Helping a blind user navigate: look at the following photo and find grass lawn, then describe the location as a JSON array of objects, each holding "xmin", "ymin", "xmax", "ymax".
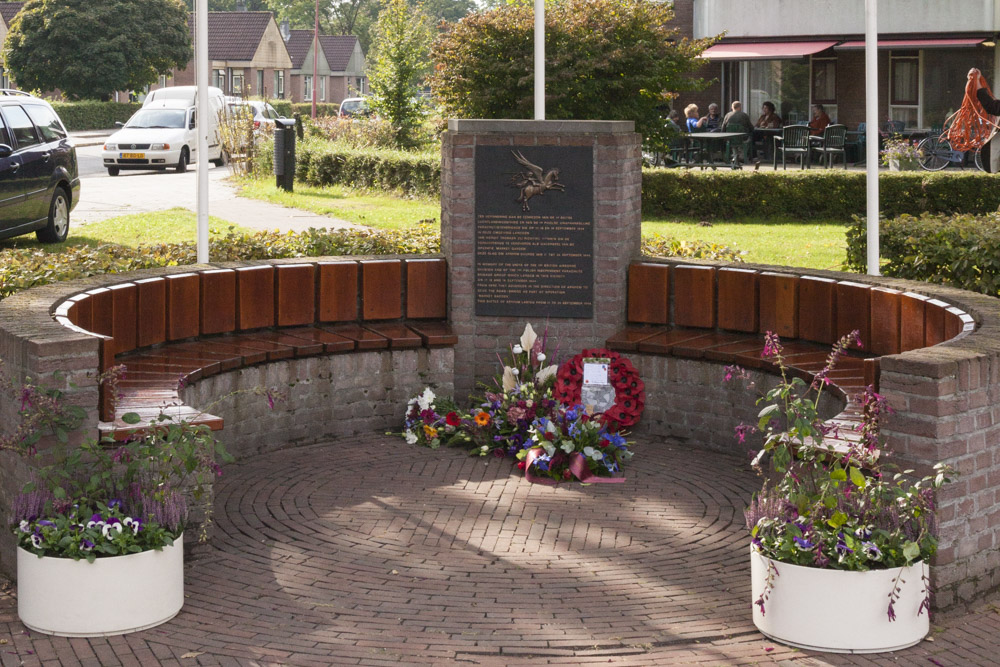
[
  {"xmin": 236, "ymin": 180, "xmax": 439, "ymax": 230},
  {"xmin": 0, "ymin": 208, "xmax": 249, "ymax": 252},
  {"xmin": 643, "ymin": 216, "xmax": 849, "ymax": 271}
]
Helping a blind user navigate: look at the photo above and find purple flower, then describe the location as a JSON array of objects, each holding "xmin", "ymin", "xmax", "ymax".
[
  {"xmin": 29, "ymin": 534, "xmax": 42, "ymax": 548},
  {"xmin": 80, "ymin": 539, "xmax": 95, "ymax": 552},
  {"xmin": 108, "ymin": 499, "xmax": 122, "ymax": 510},
  {"xmin": 862, "ymin": 542, "xmax": 882, "ymax": 561},
  {"xmin": 793, "ymin": 536, "xmax": 814, "ymax": 551},
  {"xmin": 36, "ymin": 520, "xmax": 55, "ymax": 528}
]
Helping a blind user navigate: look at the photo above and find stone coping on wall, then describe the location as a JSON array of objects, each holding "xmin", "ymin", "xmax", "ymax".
[{"xmin": 447, "ymin": 119, "xmax": 636, "ymax": 134}]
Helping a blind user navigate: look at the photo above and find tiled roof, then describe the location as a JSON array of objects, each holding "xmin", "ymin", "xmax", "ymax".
[
  {"xmin": 188, "ymin": 11, "xmax": 273, "ymax": 61},
  {"xmin": 0, "ymin": 2, "xmax": 24, "ymax": 27},
  {"xmin": 319, "ymin": 35, "xmax": 360, "ymax": 71},
  {"xmin": 285, "ymin": 29, "xmax": 317, "ymax": 70}
]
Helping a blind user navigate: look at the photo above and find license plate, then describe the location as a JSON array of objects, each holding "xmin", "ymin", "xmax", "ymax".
[{"xmin": 120, "ymin": 152, "xmax": 144, "ymax": 159}]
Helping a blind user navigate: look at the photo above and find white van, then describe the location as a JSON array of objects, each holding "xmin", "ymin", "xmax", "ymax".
[{"xmin": 102, "ymin": 86, "xmax": 225, "ymax": 175}]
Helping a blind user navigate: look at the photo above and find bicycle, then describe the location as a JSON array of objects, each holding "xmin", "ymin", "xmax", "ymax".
[
  {"xmin": 920, "ymin": 69, "xmax": 997, "ymax": 172},
  {"xmin": 917, "ymin": 124, "xmax": 985, "ymax": 172}
]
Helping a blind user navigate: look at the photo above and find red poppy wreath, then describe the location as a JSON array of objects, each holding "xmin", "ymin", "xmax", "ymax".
[{"xmin": 553, "ymin": 348, "xmax": 645, "ymax": 429}]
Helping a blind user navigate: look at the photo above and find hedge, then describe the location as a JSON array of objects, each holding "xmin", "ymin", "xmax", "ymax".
[
  {"xmin": 51, "ymin": 101, "xmax": 142, "ymax": 131},
  {"xmin": 641, "ymin": 169, "xmax": 1000, "ymax": 219},
  {"xmin": 294, "ymin": 139, "xmax": 441, "ymax": 196},
  {"xmin": 845, "ymin": 212, "xmax": 1000, "ymax": 296},
  {"xmin": 265, "ymin": 101, "xmax": 340, "ymax": 119}
]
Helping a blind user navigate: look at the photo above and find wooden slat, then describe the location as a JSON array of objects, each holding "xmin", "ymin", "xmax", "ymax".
[
  {"xmin": 226, "ymin": 332, "xmax": 296, "ymax": 361},
  {"xmin": 200, "ymin": 269, "xmax": 237, "ymax": 335},
  {"xmin": 924, "ymin": 299, "xmax": 949, "ymax": 346},
  {"xmin": 364, "ymin": 323, "xmax": 422, "ymax": 348},
  {"xmin": 759, "ymin": 272, "xmax": 798, "ymax": 339},
  {"xmin": 158, "ymin": 342, "xmax": 244, "ymax": 372},
  {"xmin": 671, "ymin": 332, "xmax": 756, "ymax": 359},
  {"xmin": 672, "ymin": 265, "xmax": 716, "ymax": 329},
  {"xmin": 797, "ymin": 276, "xmax": 836, "ymax": 345},
  {"xmin": 605, "ymin": 327, "xmax": 667, "ymax": 352},
  {"xmin": 236, "ymin": 266, "xmax": 275, "ymax": 330},
  {"xmin": 835, "ymin": 281, "xmax": 870, "ymax": 350},
  {"xmin": 637, "ymin": 329, "xmax": 713, "ymax": 355},
  {"xmin": 717, "ymin": 268, "xmax": 758, "ymax": 333},
  {"xmin": 406, "ymin": 259, "xmax": 448, "ymax": 319},
  {"xmin": 864, "ymin": 358, "xmax": 881, "ymax": 392},
  {"xmin": 276, "ymin": 264, "xmax": 316, "ymax": 326},
  {"xmin": 109, "ymin": 283, "xmax": 137, "ymax": 356},
  {"xmin": 135, "ymin": 277, "xmax": 166, "ymax": 348},
  {"xmin": 899, "ymin": 293, "xmax": 928, "ymax": 353},
  {"xmin": 182, "ymin": 339, "xmax": 269, "ymax": 366},
  {"xmin": 322, "ymin": 324, "xmax": 388, "ymax": 350},
  {"xmin": 166, "ymin": 273, "xmax": 200, "ymax": 341},
  {"xmin": 241, "ymin": 331, "xmax": 324, "ymax": 357},
  {"xmin": 869, "ymin": 287, "xmax": 902, "ymax": 355},
  {"xmin": 280, "ymin": 326, "xmax": 355, "ymax": 353},
  {"xmin": 626, "ymin": 263, "xmax": 669, "ymax": 325},
  {"xmin": 69, "ymin": 293, "xmax": 94, "ymax": 332},
  {"xmin": 318, "ymin": 261, "xmax": 359, "ymax": 322},
  {"xmin": 406, "ymin": 321, "xmax": 458, "ymax": 347},
  {"xmin": 362, "ymin": 259, "xmax": 402, "ymax": 320},
  {"xmin": 88, "ymin": 288, "xmax": 113, "ymax": 337}
]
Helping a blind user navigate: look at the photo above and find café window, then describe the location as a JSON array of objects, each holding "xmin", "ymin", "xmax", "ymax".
[
  {"xmin": 889, "ymin": 51, "xmax": 920, "ymax": 128},
  {"xmin": 811, "ymin": 58, "xmax": 836, "ymax": 104}
]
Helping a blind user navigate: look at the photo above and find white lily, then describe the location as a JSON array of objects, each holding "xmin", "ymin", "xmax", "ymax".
[
  {"xmin": 405, "ymin": 431, "xmax": 418, "ymax": 445},
  {"xmin": 417, "ymin": 387, "xmax": 435, "ymax": 411},
  {"xmin": 542, "ymin": 442, "xmax": 556, "ymax": 456},
  {"xmin": 520, "ymin": 323, "xmax": 537, "ymax": 351},
  {"xmin": 560, "ymin": 440, "xmax": 575, "ymax": 454},
  {"xmin": 502, "ymin": 366, "xmax": 517, "ymax": 391}
]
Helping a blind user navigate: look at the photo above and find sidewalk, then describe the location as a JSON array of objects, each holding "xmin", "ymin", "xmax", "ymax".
[{"xmin": 68, "ymin": 129, "xmax": 114, "ymax": 148}]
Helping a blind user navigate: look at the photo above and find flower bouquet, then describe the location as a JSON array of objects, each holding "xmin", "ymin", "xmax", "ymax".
[
  {"xmin": 519, "ymin": 404, "xmax": 633, "ymax": 483},
  {"xmin": 727, "ymin": 332, "xmax": 953, "ymax": 651},
  {"xmin": 879, "ymin": 134, "xmax": 923, "ymax": 167}
]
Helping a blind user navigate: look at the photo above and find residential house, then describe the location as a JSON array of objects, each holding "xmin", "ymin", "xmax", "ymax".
[
  {"xmin": 319, "ymin": 35, "xmax": 366, "ymax": 103},
  {"xmin": 163, "ymin": 11, "xmax": 293, "ymax": 99},
  {"xmin": 284, "ymin": 29, "xmax": 333, "ymax": 104},
  {"xmin": 673, "ymin": 0, "xmax": 1000, "ymax": 131},
  {"xmin": 0, "ymin": 2, "xmax": 23, "ymax": 88}
]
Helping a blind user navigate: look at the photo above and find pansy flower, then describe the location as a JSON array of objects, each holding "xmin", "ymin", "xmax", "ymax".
[
  {"xmin": 792, "ymin": 536, "xmax": 814, "ymax": 551},
  {"xmin": 30, "ymin": 534, "xmax": 43, "ymax": 549},
  {"xmin": 18, "ymin": 520, "xmax": 30, "ymax": 533},
  {"xmin": 80, "ymin": 539, "xmax": 95, "ymax": 552}
]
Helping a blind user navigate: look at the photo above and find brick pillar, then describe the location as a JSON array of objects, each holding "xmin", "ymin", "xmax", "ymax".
[{"xmin": 441, "ymin": 120, "xmax": 642, "ymax": 401}]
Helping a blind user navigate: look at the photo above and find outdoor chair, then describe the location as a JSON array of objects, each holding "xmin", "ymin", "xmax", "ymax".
[
  {"xmin": 773, "ymin": 125, "xmax": 812, "ymax": 169},
  {"xmin": 811, "ymin": 124, "xmax": 848, "ymax": 169}
]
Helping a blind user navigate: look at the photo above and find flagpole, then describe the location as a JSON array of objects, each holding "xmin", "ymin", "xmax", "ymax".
[
  {"xmin": 196, "ymin": 0, "xmax": 209, "ymax": 264},
  {"xmin": 534, "ymin": 0, "xmax": 544, "ymax": 120},
  {"xmin": 865, "ymin": 0, "xmax": 879, "ymax": 276}
]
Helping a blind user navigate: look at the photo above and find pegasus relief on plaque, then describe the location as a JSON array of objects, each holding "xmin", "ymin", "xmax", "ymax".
[{"xmin": 507, "ymin": 150, "xmax": 566, "ymax": 211}]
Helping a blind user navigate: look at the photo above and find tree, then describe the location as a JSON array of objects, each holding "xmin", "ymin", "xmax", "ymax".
[
  {"xmin": 4, "ymin": 0, "xmax": 192, "ymax": 100},
  {"xmin": 429, "ymin": 0, "xmax": 713, "ymax": 148},
  {"xmin": 368, "ymin": 0, "xmax": 432, "ymax": 147}
]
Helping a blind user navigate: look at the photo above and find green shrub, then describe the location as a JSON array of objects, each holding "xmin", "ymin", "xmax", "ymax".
[
  {"xmin": 288, "ymin": 102, "xmax": 341, "ymax": 118},
  {"xmin": 51, "ymin": 100, "xmax": 141, "ymax": 131},
  {"xmin": 295, "ymin": 138, "xmax": 440, "ymax": 196},
  {"xmin": 642, "ymin": 169, "xmax": 1000, "ymax": 219},
  {"xmin": 0, "ymin": 225, "xmax": 440, "ymax": 301},
  {"xmin": 641, "ymin": 233, "xmax": 744, "ymax": 262},
  {"xmin": 845, "ymin": 211, "xmax": 1000, "ymax": 296},
  {"xmin": 305, "ymin": 115, "xmax": 400, "ymax": 149}
]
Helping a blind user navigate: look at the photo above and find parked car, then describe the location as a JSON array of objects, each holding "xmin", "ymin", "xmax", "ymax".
[
  {"xmin": 0, "ymin": 89, "xmax": 79, "ymax": 244},
  {"xmin": 338, "ymin": 97, "xmax": 371, "ymax": 118},
  {"xmin": 226, "ymin": 100, "xmax": 284, "ymax": 131},
  {"xmin": 102, "ymin": 87, "xmax": 226, "ymax": 176}
]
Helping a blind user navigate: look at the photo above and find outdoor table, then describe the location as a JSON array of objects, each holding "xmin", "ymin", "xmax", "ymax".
[
  {"xmin": 751, "ymin": 128, "xmax": 781, "ymax": 160},
  {"xmin": 681, "ymin": 132, "xmax": 747, "ymax": 169}
]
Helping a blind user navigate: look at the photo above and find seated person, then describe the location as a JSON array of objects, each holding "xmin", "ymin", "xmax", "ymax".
[
  {"xmin": 755, "ymin": 101, "xmax": 782, "ymax": 129},
  {"xmin": 684, "ymin": 104, "xmax": 701, "ymax": 132},
  {"xmin": 700, "ymin": 103, "xmax": 722, "ymax": 132},
  {"xmin": 722, "ymin": 101, "xmax": 752, "ymax": 132},
  {"xmin": 666, "ymin": 109, "xmax": 683, "ymax": 132},
  {"xmin": 809, "ymin": 104, "xmax": 832, "ymax": 136}
]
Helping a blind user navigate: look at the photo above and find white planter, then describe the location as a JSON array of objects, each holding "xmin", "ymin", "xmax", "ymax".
[
  {"xmin": 889, "ymin": 157, "xmax": 919, "ymax": 171},
  {"xmin": 750, "ymin": 547, "xmax": 928, "ymax": 653},
  {"xmin": 17, "ymin": 534, "xmax": 184, "ymax": 637}
]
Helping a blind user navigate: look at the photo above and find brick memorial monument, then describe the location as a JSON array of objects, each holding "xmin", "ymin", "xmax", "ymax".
[{"xmin": 440, "ymin": 120, "xmax": 642, "ymax": 399}]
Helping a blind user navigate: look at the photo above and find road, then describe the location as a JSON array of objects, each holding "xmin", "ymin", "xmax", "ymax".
[{"xmin": 71, "ymin": 144, "xmax": 356, "ymax": 232}]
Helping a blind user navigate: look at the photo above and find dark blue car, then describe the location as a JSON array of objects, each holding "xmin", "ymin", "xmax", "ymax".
[{"xmin": 0, "ymin": 91, "xmax": 80, "ymax": 243}]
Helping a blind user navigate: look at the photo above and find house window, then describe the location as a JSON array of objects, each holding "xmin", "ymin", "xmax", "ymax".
[
  {"xmin": 889, "ymin": 51, "xmax": 920, "ymax": 128},
  {"xmin": 274, "ymin": 71, "xmax": 285, "ymax": 99},
  {"xmin": 212, "ymin": 68, "xmax": 227, "ymax": 92},
  {"xmin": 304, "ymin": 75, "xmax": 313, "ymax": 100},
  {"xmin": 319, "ymin": 76, "xmax": 326, "ymax": 102},
  {"xmin": 158, "ymin": 74, "xmax": 167, "ymax": 88},
  {"xmin": 232, "ymin": 72, "xmax": 244, "ymax": 96},
  {"xmin": 256, "ymin": 70, "xmax": 264, "ymax": 96},
  {"xmin": 811, "ymin": 58, "xmax": 836, "ymax": 104},
  {"xmin": 356, "ymin": 77, "xmax": 364, "ymax": 95},
  {"xmin": 748, "ymin": 59, "xmax": 810, "ymax": 125}
]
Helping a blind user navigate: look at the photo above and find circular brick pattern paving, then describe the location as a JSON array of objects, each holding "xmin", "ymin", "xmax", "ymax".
[{"xmin": 0, "ymin": 434, "xmax": 996, "ymax": 665}]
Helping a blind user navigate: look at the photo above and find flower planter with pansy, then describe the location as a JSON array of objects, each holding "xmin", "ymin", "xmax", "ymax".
[{"xmin": 728, "ymin": 332, "xmax": 953, "ymax": 653}]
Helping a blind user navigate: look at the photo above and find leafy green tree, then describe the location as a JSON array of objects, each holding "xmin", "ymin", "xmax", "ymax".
[
  {"xmin": 183, "ymin": 0, "xmax": 272, "ymax": 10},
  {"xmin": 368, "ymin": 0, "xmax": 432, "ymax": 147},
  {"xmin": 430, "ymin": 0, "xmax": 713, "ymax": 147},
  {"xmin": 4, "ymin": 0, "xmax": 192, "ymax": 100}
]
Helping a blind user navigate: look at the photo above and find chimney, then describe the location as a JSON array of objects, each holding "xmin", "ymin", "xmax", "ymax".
[{"xmin": 280, "ymin": 19, "xmax": 290, "ymax": 42}]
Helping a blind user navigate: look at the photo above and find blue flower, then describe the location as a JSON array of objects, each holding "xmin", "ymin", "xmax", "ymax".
[
  {"xmin": 80, "ymin": 539, "xmax": 95, "ymax": 552},
  {"xmin": 108, "ymin": 499, "xmax": 122, "ymax": 510},
  {"xmin": 37, "ymin": 519, "xmax": 55, "ymax": 528},
  {"xmin": 835, "ymin": 533, "xmax": 853, "ymax": 557},
  {"xmin": 793, "ymin": 536, "xmax": 814, "ymax": 550}
]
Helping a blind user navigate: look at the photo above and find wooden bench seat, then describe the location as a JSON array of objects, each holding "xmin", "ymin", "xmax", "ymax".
[
  {"xmin": 51, "ymin": 258, "xmax": 455, "ymax": 440},
  {"xmin": 610, "ymin": 262, "xmax": 976, "ymax": 455}
]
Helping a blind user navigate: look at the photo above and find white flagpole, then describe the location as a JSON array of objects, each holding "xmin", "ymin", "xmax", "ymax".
[
  {"xmin": 534, "ymin": 0, "xmax": 544, "ymax": 120},
  {"xmin": 865, "ymin": 0, "xmax": 879, "ymax": 276},
  {"xmin": 196, "ymin": 0, "xmax": 209, "ymax": 264}
]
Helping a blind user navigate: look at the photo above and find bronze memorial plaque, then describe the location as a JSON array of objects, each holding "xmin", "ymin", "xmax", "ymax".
[{"xmin": 474, "ymin": 145, "xmax": 594, "ymax": 318}]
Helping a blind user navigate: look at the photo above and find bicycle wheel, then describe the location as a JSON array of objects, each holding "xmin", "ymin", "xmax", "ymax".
[
  {"xmin": 918, "ymin": 136, "xmax": 951, "ymax": 171},
  {"xmin": 975, "ymin": 146, "xmax": 985, "ymax": 172}
]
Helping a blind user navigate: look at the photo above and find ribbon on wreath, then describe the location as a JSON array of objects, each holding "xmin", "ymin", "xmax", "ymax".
[{"xmin": 524, "ymin": 447, "xmax": 626, "ymax": 485}]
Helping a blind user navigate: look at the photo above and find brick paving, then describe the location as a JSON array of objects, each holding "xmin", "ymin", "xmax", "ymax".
[{"xmin": 0, "ymin": 434, "xmax": 997, "ymax": 665}]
